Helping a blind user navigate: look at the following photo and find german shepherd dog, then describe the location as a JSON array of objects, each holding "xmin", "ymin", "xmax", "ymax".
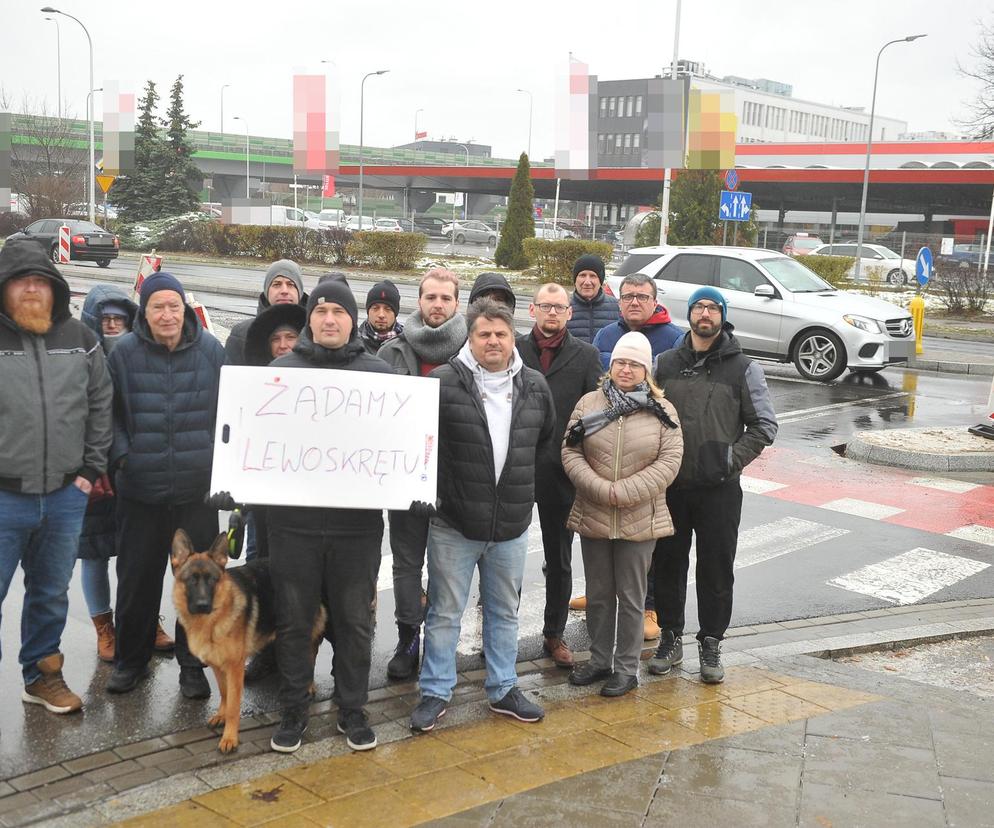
[{"xmin": 170, "ymin": 530, "xmax": 326, "ymax": 753}]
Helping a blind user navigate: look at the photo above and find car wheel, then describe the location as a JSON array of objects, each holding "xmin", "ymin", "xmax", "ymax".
[
  {"xmin": 49, "ymin": 244, "xmax": 61, "ymax": 264},
  {"xmin": 455, "ymin": 234, "xmax": 466, "ymax": 244},
  {"xmin": 886, "ymin": 268, "xmax": 905, "ymax": 286},
  {"xmin": 793, "ymin": 329, "xmax": 847, "ymax": 382},
  {"xmin": 97, "ymin": 258, "xmax": 111, "ymax": 268}
]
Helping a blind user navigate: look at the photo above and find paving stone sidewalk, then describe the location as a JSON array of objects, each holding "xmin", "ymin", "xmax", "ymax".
[{"xmin": 3, "ymin": 599, "xmax": 993, "ymax": 827}]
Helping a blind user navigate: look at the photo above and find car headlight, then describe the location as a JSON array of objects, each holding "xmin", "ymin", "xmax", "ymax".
[{"xmin": 842, "ymin": 314, "xmax": 882, "ymax": 333}]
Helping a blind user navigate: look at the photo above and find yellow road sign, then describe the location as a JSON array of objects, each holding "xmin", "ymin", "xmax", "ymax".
[{"xmin": 96, "ymin": 174, "xmax": 116, "ymax": 194}]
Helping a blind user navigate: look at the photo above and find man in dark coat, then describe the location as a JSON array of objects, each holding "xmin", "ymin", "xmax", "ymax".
[
  {"xmin": 105, "ymin": 272, "xmax": 226, "ymax": 699},
  {"xmin": 266, "ymin": 279, "xmax": 394, "ymax": 755},
  {"xmin": 516, "ymin": 283, "xmax": 601, "ymax": 669},
  {"xmin": 410, "ymin": 299, "xmax": 557, "ymax": 733},
  {"xmin": 358, "ymin": 279, "xmax": 403, "ymax": 354},
  {"xmin": 567, "ymin": 254, "xmax": 619, "ymax": 344},
  {"xmin": 224, "ymin": 259, "xmax": 307, "ymax": 365},
  {"xmin": 0, "ymin": 238, "xmax": 112, "ymax": 715}
]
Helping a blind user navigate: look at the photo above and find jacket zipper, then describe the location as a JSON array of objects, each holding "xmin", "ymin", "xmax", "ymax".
[
  {"xmin": 31, "ymin": 337, "xmax": 50, "ymax": 486},
  {"xmin": 611, "ymin": 416, "xmax": 624, "ymax": 538}
]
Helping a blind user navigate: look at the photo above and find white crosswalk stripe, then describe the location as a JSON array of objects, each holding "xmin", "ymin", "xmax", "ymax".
[{"xmin": 828, "ymin": 547, "xmax": 991, "ymax": 605}]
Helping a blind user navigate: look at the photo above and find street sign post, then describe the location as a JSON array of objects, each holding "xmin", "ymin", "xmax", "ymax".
[
  {"xmin": 719, "ymin": 190, "xmax": 752, "ymax": 222},
  {"xmin": 915, "ymin": 246, "xmax": 933, "ymax": 287},
  {"xmin": 724, "ymin": 169, "xmax": 739, "ymax": 191}
]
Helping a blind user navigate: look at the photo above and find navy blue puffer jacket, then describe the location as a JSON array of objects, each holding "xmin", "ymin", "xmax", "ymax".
[
  {"xmin": 107, "ymin": 307, "xmax": 226, "ymax": 505},
  {"xmin": 567, "ymin": 288, "xmax": 620, "ymax": 344}
]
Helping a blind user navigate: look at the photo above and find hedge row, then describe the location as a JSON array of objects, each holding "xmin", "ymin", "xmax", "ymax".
[
  {"xmin": 796, "ymin": 254, "xmax": 856, "ymax": 287},
  {"xmin": 521, "ymin": 238, "xmax": 615, "ymax": 285}
]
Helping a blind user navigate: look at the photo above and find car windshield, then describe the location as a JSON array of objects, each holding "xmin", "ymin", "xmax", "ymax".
[
  {"xmin": 759, "ymin": 257, "xmax": 835, "ymax": 292},
  {"xmin": 614, "ymin": 253, "xmax": 664, "ymax": 279},
  {"xmin": 793, "ymin": 238, "xmax": 822, "ymax": 250}
]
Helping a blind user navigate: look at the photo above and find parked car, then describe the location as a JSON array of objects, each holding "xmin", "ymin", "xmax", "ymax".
[
  {"xmin": 605, "ymin": 245, "xmax": 915, "ymax": 382},
  {"xmin": 411, "ymin": 216, "xmax": 449, "ymax": 237},
  {"xmin": 534, "ymin": 221, "xmax": 576, "ymax": 240},
  {"xmin": 937, "ymin": 243, "xmax": 985, "ymax": 270},
  {"xmin": 8, "ymin": 218, "xmax": 120, "ymax": 267},
  {"xmin": 316, "ymin": 208, "xmax": 346, "ymax": 229},
  {"xmin": 809, "ymin": 243, "xmax": 914, "ymax": 285},
  {"xmin": 440, "ymin": 220, "xmax": 497, "ymax": 246},
  {"xmin": 268, "ymin": 205, "xmax": 324, "ymax": 231},
  {"xmin": 373, "ymin": 218, "xmax": 404, "ymax": 233},
  {"xmin": 345, "ymin": 216, "xmax": 376, "ymax": 231},
  {"xmin": 782, "ymin": 233, "xmax": 824, "ymax": 256}
]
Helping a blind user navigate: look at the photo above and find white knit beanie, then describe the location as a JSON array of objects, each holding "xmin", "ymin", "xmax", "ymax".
[{"xmin": 610, "ymin": 331, "xmax": 653, "ymax": 373}]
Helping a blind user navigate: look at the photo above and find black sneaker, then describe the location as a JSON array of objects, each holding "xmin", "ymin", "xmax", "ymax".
[
  {"xmin": 106, "ymin": 665, "xmax": 149, "ymax": 694},
  {"xmin": 601, "ymin": 672, "xmax": 639, "ymax": 698},
  {"xmin": 270, "ymin": 707, "xmax": 308, "ymax": 753},
  {"xmin": 386, "ymin": 624, "xmax": 420, "ymax": 681},
  {"xmin": 489, "ymin": 687, "xmax": 544, "ymax": 723},
  {"xmin": 410, "ymin": 696, "xmax": 447, "ymax": 732},
  {"xmin": 179, "ymin": 666, "xmax": 211, "ymax": 700},
  {"xmin": 568, "ymin": 663, "xmax": 613, "ymax": 687},
  {"xmin": 699, "ymin": 636, "xmax": 725, "ymax": 684},
  {"xmin": 648, "ymin": 630, "xmax": 684, "ymax": 676},
  {"xmin": 337, "ymin": 708, "xmax": 377, "ymax": 751}
]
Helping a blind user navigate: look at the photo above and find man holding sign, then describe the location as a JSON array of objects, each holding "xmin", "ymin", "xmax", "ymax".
[{"xmin": 265, "ymin": 279, "xmax": 395, "ymax": 755}]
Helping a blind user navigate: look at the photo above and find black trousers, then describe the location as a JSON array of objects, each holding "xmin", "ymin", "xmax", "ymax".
[
  {"xmin": 114, "ymin": 497, "xmax": 215, "ymax": 671},
  {"xmin": 652, "ymin": 479, "xmax": 743, "ymax": 642},
  {"xmin": 268, "ymin": 523, "xmax": 382, "ymax": 713},
  {"xmin": 537, "ymin": 499, "xmax": 574, "ymax": 639}
]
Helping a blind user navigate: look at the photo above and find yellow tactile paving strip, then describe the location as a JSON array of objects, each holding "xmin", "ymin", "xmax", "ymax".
[{"xmin": 114, "ymin": 667, "xmax": 881, "ymax": 827}]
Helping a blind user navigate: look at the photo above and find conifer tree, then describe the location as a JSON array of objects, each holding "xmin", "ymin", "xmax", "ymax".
[{"xmin": 494, "ymin": 152, "xmax": 535, "ymax": 269}]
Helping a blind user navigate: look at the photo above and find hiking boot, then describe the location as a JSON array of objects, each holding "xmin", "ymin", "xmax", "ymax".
[
  {"xmin": 179, "ymin": 666, "xmax": 211, "ymax": 699},
  {"xmin": 543, "ymin": 636, "xmax": 574, "ymax": 668},
  {"xmin": 601, "ymin": 672, "xmax": 639, "ymax": 698},
  {"xmin": 337, "ymin": 708, "xmax": 377, "ymax": 751},
  {"xmin": 92, "ymin": 611, "xmax": 115, "ymax": 663},
  {"xmin": 410, "ymin": 696, "xmax": 447, "ymax": 732},
  {"xmin": 699, "ymin": 637, "xmax": 725, "ymax": 684},
  {"xmin": 154, "ymin": 618, "xmax": 175, "ymax": 653},
  {"xmin": 387, "ymin": 623, "xmax": 420, "ymax": 681},
  {"xmin": 106, "ymin": 664, "xmax": 149, "ymax": 694},
  {"xmin": 271, "ymin": 707, "xmax": 308, "ymax": 753},
  {"xmin": 244, "ymin": 642, "xmax": 278, "ymax": 683},
  {"xmin": 643, "ymin": 610, "xmax": 661, "ymax": 641},
  {"xmin": 22, "ymin": 653, "xmax": 82, "ymax": 714},
  {"xmin": 489, "ymin": 687, "xmax": 544, "ymax": 723},
  {"xmin": 568, "ymin": 663, "xmax": 612, "ymax": 687},
  {"xmin": 648, "ymin": 630, "xmax": 683, "ymax": 676},
  {"xmin": 568, "ymin": 595, "xmax": 587, "ymax": 611}
]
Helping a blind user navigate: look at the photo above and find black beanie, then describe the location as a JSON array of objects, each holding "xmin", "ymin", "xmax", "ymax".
[
  {"xmin": 306, "ymin": 278, "xmax": 358, "ymax": 330},
  {"xmin": 572, "ymin": 254, "xmax": 606, "ymax": 284},
  {"xmin": 469, "ymin": 272, "xmax": 516, "ymax": 310},
  {"xmin": 366, "ymin": 279, "xmax": 401, "ymax": 315}
]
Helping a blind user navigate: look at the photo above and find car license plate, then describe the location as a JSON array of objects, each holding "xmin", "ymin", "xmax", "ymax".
[{"xmin": 88, "ymin": 237, "xmax": 112, "ymax": 246}]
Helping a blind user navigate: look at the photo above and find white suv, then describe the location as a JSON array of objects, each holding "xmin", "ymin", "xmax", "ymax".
[{"xmin": 606, "ymin": 245, "xmax": 915, "ymax": 382}]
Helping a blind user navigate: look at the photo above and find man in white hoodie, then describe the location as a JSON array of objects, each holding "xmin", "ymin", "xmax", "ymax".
[{"xmin": 410, "ymin": 298, "xmax": 557, "ymax": 732}]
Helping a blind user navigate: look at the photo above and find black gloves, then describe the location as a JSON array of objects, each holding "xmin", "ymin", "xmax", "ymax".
[
  {"xmin": 408, "ymin": 500, "xmax": 437, "ymax": 519},
  {"xmin": 205, "ymin": 490, "xmax": 238, "ymax": 511},
  {"xmin": 565, "ymin": 420, "xmax": 586, "ymax": 447}
]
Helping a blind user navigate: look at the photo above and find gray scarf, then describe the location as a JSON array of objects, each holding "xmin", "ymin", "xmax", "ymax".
[
  {"xmin": 402, "ymin": 311, "xmax": 468, "ymax": 364},
  {"xmin": 565, "ymin": 379, "xmax": 677, "ymax": 446}
]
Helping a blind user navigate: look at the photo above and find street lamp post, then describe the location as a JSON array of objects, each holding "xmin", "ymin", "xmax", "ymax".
[
  {"xmin": 358, "ymin": 69, "xmax": 389, "ymax": 232},
  {"xmin": 659, "ymin": 0, "xmax": 682, "ymax": 246},
  {"xmin": 44, "ymin": 16, "xmax": 61, "ymax": 118},
  {"xmin": 515, "ymin": 88, "xmax": 532, "ymax": 159},
  {"xmin": 41, "ymin": 7, "xmax": 94, "ymax": 223},
  {"xmin": 455, "ymin": 143, "xmax": 470, "ymax": 222},
  {"xmin": 854, "ymin": 33, "xmax": 927, "ymax": 280},
  {"xmin": 220, "ymin": 84, "xmax": 230, "ymax": 134},
  {"xmin": 233, "ymin": 116, "xmax": 250, "ymax": 198}
]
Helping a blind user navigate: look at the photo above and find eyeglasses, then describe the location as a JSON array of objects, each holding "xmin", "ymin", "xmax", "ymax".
[
  {"xmin": 619, "ymin": 293, "xmax": 654, "ymax": 304},
  {"xmin": 690, "ymin": 302, "xmax": 722, "ymax": 316},
  {"xmin": 612, "ymin": 359, "xmax": 645, "ymax": 371},
  {"xmin": 535, "ymin": 303, "xmax": 569, "ymax": 314}
]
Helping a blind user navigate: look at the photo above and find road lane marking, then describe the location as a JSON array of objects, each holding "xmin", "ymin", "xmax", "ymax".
[
  {"xmin": 740, "ymin": 476, "xmax": 788, "ymax": 494},
  {"xmin": 819, "ymin": 497, "xmax": 904, "ymax": 521},
  {"xmin": 910, "ymin": 477, "xmax": 982, "ymax": 494},
  {"xmin": 776, "ymin": 391, "xmax": 908, "ymax": 423},
  {"xmin": 946, "ymin": 524, "xmax": 994, "ymax": 547},
  {"xmin": 828, "ymin": 547, "xmax": 990, "ymax": 605}
]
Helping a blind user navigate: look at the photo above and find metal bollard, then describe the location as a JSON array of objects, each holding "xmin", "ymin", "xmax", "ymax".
[{"xmin": 909, "ymin": 294, "xmax": 925, "ymax": 355}]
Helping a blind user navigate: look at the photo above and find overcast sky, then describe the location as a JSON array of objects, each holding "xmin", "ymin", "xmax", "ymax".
[{"xmin": 2, "ymin": 0, "xmax": 990, "ymax": 159}]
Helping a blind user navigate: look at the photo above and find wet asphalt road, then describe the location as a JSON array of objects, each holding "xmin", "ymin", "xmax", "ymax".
[{"xmin": 2, "ymin": 260, "xmax": 993, "ymax": 776}]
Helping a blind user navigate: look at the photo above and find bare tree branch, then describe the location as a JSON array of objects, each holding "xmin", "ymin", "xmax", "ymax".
[{"xmin": 956, "ymin": 16, "xmax": 994, "ymax": 139}]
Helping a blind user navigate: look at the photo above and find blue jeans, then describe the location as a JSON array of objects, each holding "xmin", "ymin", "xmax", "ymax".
[
  {"xmin": 420, "ymin": 519, "xmax": 527, "ymax": 703},
  {"xmin": 0, "ymin": 484, "xmax": 89, "ymax": 684},
  {"xmin": 78, "ymin": 557, "xmax": 112, "ymax": 617}
]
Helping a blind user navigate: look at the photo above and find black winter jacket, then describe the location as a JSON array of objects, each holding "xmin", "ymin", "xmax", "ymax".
[
  {"xmin": 224, "ymin": 292, "xmax": 308, "ymax": 366},
  {"xmin": 516, "ymin": 329, "xmax": 602, "ymax": 504},
  {"xmin": 266, "ymin": 330, "xmax": 396, "ymax": 535},
  {"xmin": 567, "ymin": 288, "xmax": 620, "ymax": 344},
  {"xmin": 108, "ymin": 307, "xmax": 227, "ymax": 504},
  {"xmin": 431, "ymin": 356, "xmax": 557, "ymax": 542},
  {"xmin": 653, "ymin": 323, "xmax": 778, "ymax": 490}
]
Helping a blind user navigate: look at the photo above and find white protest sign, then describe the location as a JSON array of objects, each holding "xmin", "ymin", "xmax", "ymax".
[{"xmin": 210, "ymin": 365, "xmax": 439, "ymax": 509}]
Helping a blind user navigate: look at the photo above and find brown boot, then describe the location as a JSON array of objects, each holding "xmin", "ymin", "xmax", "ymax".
[
  {"xmin": 22, "ymin": 653, "xmax": 82, "ymax": 714},
  {"xmin": 154, "ymin": 618, "xmax": 175, "ymax": 652},
  {"xmin": 568, "ymin": 595, "xmax": 587, "ymax": 611},
  {"xmin": 92, "ymin": 611, "xmax": 115, "ymax": 663},
  {"xmin": 543, "ymin": 636, "xmax": 574, "ymax": 668},
  {"xmin": 644, "ymin": 610, "xmax": 661, "ymax": 641}
]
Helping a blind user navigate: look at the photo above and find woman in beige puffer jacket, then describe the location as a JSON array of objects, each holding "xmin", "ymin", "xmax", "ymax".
[{"xmin": 561, "ymin": 331, "xmax": 683, "ymax": 698}]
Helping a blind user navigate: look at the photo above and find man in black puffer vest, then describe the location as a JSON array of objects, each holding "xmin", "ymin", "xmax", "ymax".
[
  {"xmin": 105, "ymin": 273, "xmax": 226, "ymax": 700},
  {"xmin": 265, "ymin": 279, "xmax": 394, "ymax": 756},
  {"xmin": 410, "ymin": 299, "xmax": 557, "ymax": 733}
]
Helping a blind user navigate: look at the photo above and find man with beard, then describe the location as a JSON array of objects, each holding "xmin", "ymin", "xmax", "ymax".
[
  {"xmin": 377, "ymin": 268, "xmax": 468, "ymax": 680},
  {"xmin": 359, "ymin": 280, "xmax": 404, "ymax": 355},
  {"xmin": 0, "ymin": 238, "xmax": 112, "ymax": 714},
  {"xmin": 649, "ymin": 287, "xmax": 778, "ymax": 684},
  {"xmin": 516, "ymin": 283, "xmax": 601, "ymax": 669}
]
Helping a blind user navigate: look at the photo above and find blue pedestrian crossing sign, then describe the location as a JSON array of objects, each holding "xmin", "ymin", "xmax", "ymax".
[
  {"xmin": 915, "ymin": 246, "xmax": 933, "ymax": 287},
  {"xmin": 719, "ymin": 190, "xmax": 752, "ymax": 222}
]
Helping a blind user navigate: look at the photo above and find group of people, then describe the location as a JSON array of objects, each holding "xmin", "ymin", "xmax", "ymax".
[{"xmin": 0, "ymin": 237, "xmax": 777, "ymax": 757}]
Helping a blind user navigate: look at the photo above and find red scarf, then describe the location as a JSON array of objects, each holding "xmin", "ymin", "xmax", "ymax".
[{"xmin": 532, "ymin": 325, "xmax": 568, "ymax": 372}]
